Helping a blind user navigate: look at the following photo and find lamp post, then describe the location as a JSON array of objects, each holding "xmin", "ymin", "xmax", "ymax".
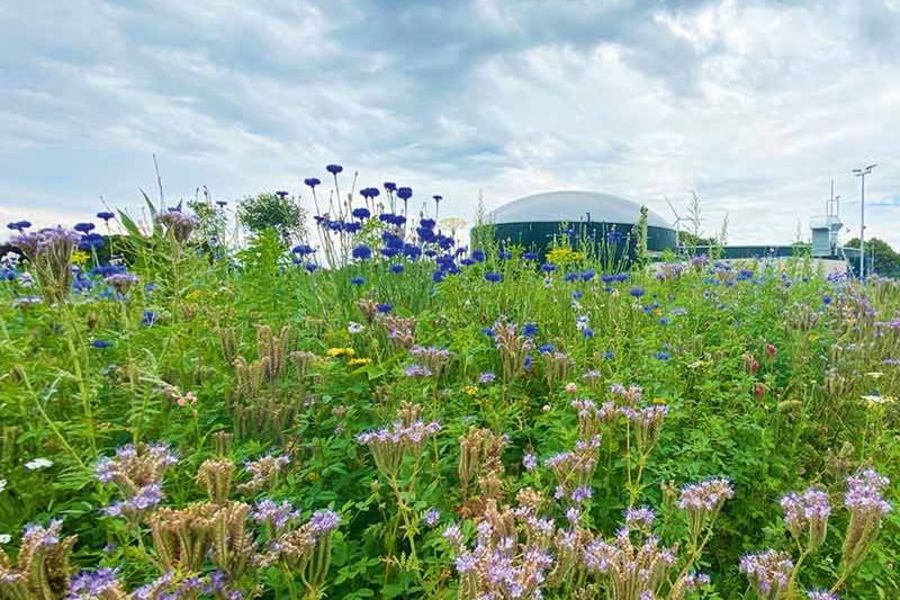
[{"xmin": 852, "ymin": 164, "xmax": 876, "ymax": 279}]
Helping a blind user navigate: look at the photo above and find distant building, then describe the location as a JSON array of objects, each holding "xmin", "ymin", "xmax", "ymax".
[{"xmin": 475, "ymin": 190, "xmax": 677, "ymax": 259}]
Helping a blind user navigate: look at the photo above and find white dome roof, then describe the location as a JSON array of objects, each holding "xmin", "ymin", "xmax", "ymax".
[{"xmin": 487, "ymin": 191, "xmax": 671, "ymax": 229}]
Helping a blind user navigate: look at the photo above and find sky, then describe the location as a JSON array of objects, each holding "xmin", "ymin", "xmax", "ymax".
[{"xmin": 2, "ymin": 0, "xmax": 900, "ymax": 246}]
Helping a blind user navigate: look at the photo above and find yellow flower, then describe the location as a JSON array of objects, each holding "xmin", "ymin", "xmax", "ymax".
[
  {"xmin": 348, "ymin": 357, "xmax": 371, "ymax": 367},
  {"xmin": 326, "ymin": 347, "xmax": 355, "ymax": 358},
  {"xmin": 546, "ymin": 247, "xmax": 585, "ymax": 266},
  {"xmin": 652, "ymin": 397, "xmax": 666, "ymax": 405},
  {"xmin": 465, "ymin": 385, "xmax": 478, "ymax": 396},
  {"xmin": 71, "ymin": 251, "xmax": 90, "ymax": 266}
]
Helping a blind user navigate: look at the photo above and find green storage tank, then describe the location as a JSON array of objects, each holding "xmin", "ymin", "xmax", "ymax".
[{"xmin": 474, "ymin": 191, "xmax": 677, "ymax": 261}]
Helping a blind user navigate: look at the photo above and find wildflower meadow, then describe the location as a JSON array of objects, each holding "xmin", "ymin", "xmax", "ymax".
[{"xmin": 0, "ymin": 167, "xmax": 896, "ymax": 600}]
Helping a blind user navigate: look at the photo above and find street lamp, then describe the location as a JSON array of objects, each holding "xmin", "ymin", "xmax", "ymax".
[{"xmin": 852, "ymin": 163, "xmax": 877, "ymax": 279}]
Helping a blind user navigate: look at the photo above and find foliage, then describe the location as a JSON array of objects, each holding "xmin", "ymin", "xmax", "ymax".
[
  {"xmin": 845, "ymin": 238, "xmax": 900, "ymax": 278},
  {"xmin": 238, "ymin": 192, "xmax": 307, "ymax": 246}
]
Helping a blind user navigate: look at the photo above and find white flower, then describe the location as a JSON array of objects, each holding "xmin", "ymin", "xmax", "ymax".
[
  {"xmin": 0, "ymin": 534, "xmax": 11, "ymax": 545},
  {"xmin": 0, "ymin": 479, "xmax": 6, "ymax": 492},
  {"xmin": 24, "ymin": 458, "xmax": 53, "ymax": 470},
  {"xmin": 347, "ymin": 322, "xmax": 365, "ymax": 334},
  {"xmin": 861, "ymin": 394, "xmax": 894, "ymax": 405}
]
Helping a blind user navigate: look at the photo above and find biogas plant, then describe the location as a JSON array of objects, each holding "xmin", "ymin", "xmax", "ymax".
[{"xmin": 475, "ymin": 189, "xmax": 864, "ymax": 276}]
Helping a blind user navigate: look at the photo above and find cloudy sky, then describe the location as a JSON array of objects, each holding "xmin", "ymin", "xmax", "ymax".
[{"xmin": 2, "ymin": 0, "xmax": 899, "ymax": 246}]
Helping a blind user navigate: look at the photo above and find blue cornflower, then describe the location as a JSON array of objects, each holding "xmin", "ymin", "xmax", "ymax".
[
  {"xmin": 432, "ymin": 270, "xmax": 445, "ymax": 283},
  {"xmin": 342, "ymin": 222, "xmax": 362, "ymax": 234},
  {"xmin": 499, "ymin": 250, "xmax": 512, "ymax": 260},
  {"xmin": 79, "ymin": 233, "xmax": 105, "ymax": 251},
  {"xmin": 460, "ymin": 258, "xmax": 475, "ymax": 267},
  {"xmin": 603, "ymin": 350, "xmax": 615, "ymax": 360},
  {"xmin": 304, "ymin": 177, "xmax": 321, "ymax": 188},
  {"xmin": 275, "ymin": 191, "xmax": 289, "ymax": 199},
  {"xmin": 326, "ymin": 164, "xmax": 343, "ymax": 175},
  {"xmin": 403, "ymin": 244, "xmax": 422, "ymax": 260},
  {"xmin": 478, "ymin": 372, "xmax": 496, "ymax": 384},
  {"xmin": 360, "ymin": 187, "xmax": 380, "ymax": 200},
  {"xmin": 822, "ymin": 295, "xmax": 832, "ymax": 305},
  {"xmin": 390, "ymin": 264, "xmax": 405, "ymax": 274},
  {"xmin": 522, "ymin": 323, "xmax": 538, "ymax": 338},
  {"xmin": 437, "ymin": 235, "xmax": 455, "ymax": 250},
  {"xmin": 630, "ymin": 287, "xmax": 645, "ymax": 298},
  {"xmin": 564, "ymin": 272, "xmax": 579, "ymax": 283},
  {"xmin": 352, "ymin": 245, "xmax": 373, "ymax": 260},
  {"xmin": 572, "ymin": 291, "xmax": 584, "ymax": 300},
  {"xmin": 541, "ymin": 263, "xmax": 557, "ymax": 273},
  {"xmin": 74, "ymin": 222, "xmax": 95, "ymax": 233},
  {"xmin": 142, "ymin": 311, "xmax": 157, "ymax": 327},
  {"xmin": 381, "ymin": 247, "xmax": 400, "ymax": 258},
  {"xmin": 351, "ymin": 207, "xmax": 371, "ymax": 220},
  {"xmin": 305, "ymin": 263, "xmax": 320, "ymax": 272},
  {"xmin": 383, "ymin": 182, "xmax": 397, "ymax": 192},
  {"xmin": 481, "ymin": 327, "xmax": 495, "ymax": 337},
  {"xmin": 97, "ymin": 211, "xmax": 115, "ymax": 222},
  {"xmin": 484, "ymin": 272, "xmax": 502, "ymax": 283},
  {"xmin": 523, "ymin": 355, "xmax": 533, "ymax": 370},
  {"xmin": 433, "ymin": 195, "xmax": 443, "ymax": 202},
  {"xmin": 7, "ymin": 220, "xmax": 31, "ymax": 231},
  {"xmin": 91, "ymin": 340, "xmax": 112, "ymax": 349},
  {"xmin": 397, "ymin": 187, "xmax": 413, "ymax": 201},
  {"xmin": 417, "ymin": 227, "xmax": 436, "ymax": 243},
  {"xmin": 522, "ymin": 251, "xmax": 538, "ymax": 261},
  {"xmin": 582, "ymin": 327, "xmax": 594, "ymax": 339},
  {"xmin": 658, "ymin": 317, "xmax": 670, "ymax": 325},
  {"xmin": 382, "ymin": 232, "xmax": 404, "ymax": 248},
  {"xmin": 581, "ymin": 270, "xmax": 596, "ymax": 282},
  {"xmin": 420, "ymin": 218, "xmax": 436, "ymax": 229},
  {"xmin": 607, "ymin": 230, "xmax": 624, "ymax": 243},
  {"xmin": 376, "ymin": 303, "xmax": 392, "ymax": 313},
  {"xmin": 350, "ymin": 276, "xmax": 365, "ymax": 285},
  {"xmin": 472, "ymin": 249, "xmax": 486, "ymax": 263},
  {"xmin": 654, "ymin": 351, "xmax": 670, "ymax": 361},
  {"xmin": 538, "ymin": 343, "xmax": 555, "ymax": 354},
  {"xmin": 292, "ymin": 244, "xmax": 315, "ymax": 255}
]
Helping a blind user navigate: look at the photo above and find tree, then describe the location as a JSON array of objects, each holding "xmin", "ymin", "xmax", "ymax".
[
  {"xmin": 238, "ymin": 192, "xmax": 306, "ymax": 246},
  {"xmin": 844, "ymin": 237, "xmax": 900, "ymax": 277}
]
